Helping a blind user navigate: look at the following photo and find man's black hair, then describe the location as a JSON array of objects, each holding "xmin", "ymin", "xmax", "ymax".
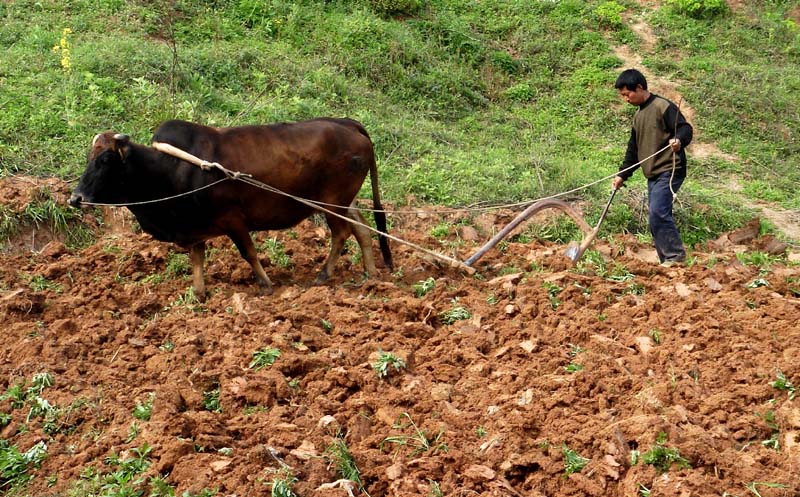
[{"xmin": 615, "ymin": 69, "xmax": 648, "ymax": 91}]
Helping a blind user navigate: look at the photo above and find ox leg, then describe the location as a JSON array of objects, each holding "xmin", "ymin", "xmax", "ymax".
[
  {"xmin": 189, "ymin": 242, "xmax": 207, "ymax": 300},
  {"xmin": 315, "ymin": 213, "xmax": 351, "ymax": 285},
  {"xmin": 229, "ymin": 231, "xmax": 273, "ymax": 295},
  {"xmin": 348, "ymin": 206, "xmax": 379, "ymax": 277}
]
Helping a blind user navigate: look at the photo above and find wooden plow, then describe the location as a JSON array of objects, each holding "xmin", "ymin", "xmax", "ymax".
[{"xmin": 463, "ymin": 190, "xmax": 617, "ymax": 268}]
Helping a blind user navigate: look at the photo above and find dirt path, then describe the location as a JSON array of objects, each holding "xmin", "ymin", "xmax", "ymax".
[{"xmin": 1, "ymin": 177, "xmax": 798, "ymax": 497}]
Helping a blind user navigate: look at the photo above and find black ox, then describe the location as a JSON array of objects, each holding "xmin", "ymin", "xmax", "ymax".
[{"xmin": 69, "ymin": 118, "xmax": 393, "ymax": 297}]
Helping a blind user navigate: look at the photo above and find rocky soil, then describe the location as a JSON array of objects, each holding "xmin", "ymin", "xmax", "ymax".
[{"xmin": 1, "ymin": 177, "xmax": 798, "ymax": 497}]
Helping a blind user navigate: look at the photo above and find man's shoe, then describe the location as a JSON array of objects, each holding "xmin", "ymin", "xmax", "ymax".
[{"xmin": 659, "ymin": 260, "xmax": 684, "ymax": 268}]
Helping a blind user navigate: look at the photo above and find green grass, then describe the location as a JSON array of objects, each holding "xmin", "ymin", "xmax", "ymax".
[{"xmin": 0, "ymin": 0, "xmax": 797, "ymax": 253}]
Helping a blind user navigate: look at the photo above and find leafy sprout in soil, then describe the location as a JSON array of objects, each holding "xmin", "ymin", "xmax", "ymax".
[
  {"xmin": 542, "ymin": 281, "xmax": 562, "ymax": 309},
  {"xmin": 325, "ymin": 434, "xmax": 363, "ymax": 491},
  {"xmin": 641, "ymin": 432, "xmax": 690, "ymax": 473},
  {"xmin": 561, "ymin": 444, "xmax": 590, "ymax": 476},
  {"xmin": 380, "ymin": 413, "xmax": 448, "ymax": 457},
  {"xmin": 372, "ymin": 351, "xmax": 407, "ymax": 379},
  {"xmin": 268, "ymin": 467, "xmax": 298, "ymax": 497},
  {"xmin": 203, "ymin": 388, "xmax": 222, "ymax": 413},
  {"xmin": 769, "ymin": 371, "xmax": 796, "ymax": 399},
  {"xmin": 260, "ymin": 237, "xmax": 293, "ymax": 269},
  {"xmin": 439, "ymin": 304, "xmax": 471, "ymax": 325},
  {"xmin": 648, "ymin": 328, "xmax": 663, "ymax": 345},
  {"xmin": 413, "ymin": 277, "xmax": 436, "ymax": 297},
  {"xmin": 428, "ymin": 479, "xmax": 443, "ymax": 497},
  {"xmin": 132, "ymin": 392, "xmax": 155, "ymax": 421},
  {"xmin": 249, "ymin": 347, "xmax": 281, "ymax": 371},
  {"xmin": 0, "ymin": 440, "xmax": 48, "ymax": 492},
  {"xmin": 745, "ymin": 481, "xmax": 789, "ymax": 497}
]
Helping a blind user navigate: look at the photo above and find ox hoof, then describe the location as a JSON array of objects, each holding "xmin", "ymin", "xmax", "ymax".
[
  {"xmin": 314, "ymin": 272, "xmax": 331, "ymax": 285},
  {"xmin": 257, "ymin": 283, "xmax": 274, "ymax": 296}
]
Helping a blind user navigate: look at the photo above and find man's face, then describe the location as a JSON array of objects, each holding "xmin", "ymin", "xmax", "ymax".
[{"xmin": 618, "ymin": 85, "xmax": 647, "ymax": 106}]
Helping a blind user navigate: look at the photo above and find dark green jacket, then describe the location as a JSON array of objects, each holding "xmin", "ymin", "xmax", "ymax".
[{"xmin": 619, "ymin": 94, "xmax": 693, "ymax": 180}]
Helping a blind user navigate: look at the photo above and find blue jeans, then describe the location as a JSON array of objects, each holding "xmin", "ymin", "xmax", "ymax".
[{"xmin": 647, "ymin": 170, "xmax": 686, "ymax": 263}]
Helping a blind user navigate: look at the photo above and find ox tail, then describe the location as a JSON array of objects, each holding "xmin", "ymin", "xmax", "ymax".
[
  {"xmin": 344, "ymin": 119, "xmax": 393, "ymax": 271},
  {"xmin": 369, "ymin": 157, "xmax": 394, "ymax": 272}
]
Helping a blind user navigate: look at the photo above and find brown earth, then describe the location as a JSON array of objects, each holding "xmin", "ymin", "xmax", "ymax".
[{"xmin": 1, "ymin": 177, "xmax": 799, "ymax": 497}]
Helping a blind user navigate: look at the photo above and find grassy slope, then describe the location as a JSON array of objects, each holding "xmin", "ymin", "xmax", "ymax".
[{"xmin": 0, "ymin": 0, "xmax": 798, "ymax": 246}]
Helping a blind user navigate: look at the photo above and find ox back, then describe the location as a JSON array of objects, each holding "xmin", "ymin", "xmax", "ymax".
[{"xmin": 70, "ymin": 118, "xmax": 393, "ymax": 297}]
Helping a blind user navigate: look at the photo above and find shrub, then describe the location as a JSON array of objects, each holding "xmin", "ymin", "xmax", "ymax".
[
  {"xmin": 369, "ymin": 0, "xmax": 424, "ymax": 16},
  {"xmin": 594, "ymin": 1, "xmax": 626, "ymax": 28},
  {"xmin": 666, "ymin": 0, "xmax": 727, "ymax": 19}
]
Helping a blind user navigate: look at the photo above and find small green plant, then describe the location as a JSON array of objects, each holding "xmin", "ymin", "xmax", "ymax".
[
  {"xmin": 249, "ymin": 347, "xmax": 281, "ymax": 371},
  {"xmin": 380, "ymin": 413, "xmax": 449, "ymax": 457},
  {"xmin": 568, "ymin": 344, "xmax": 585, "ymax": 358},
  {"xmin": 746, "ymin": 277, "xmax": 770, "ymax": 289},
  {"xmin": 413, "ymin": 277, "xmax": 436, "ymax": 297},
  {"xmin": 649, "ymin": 328, "xmax": 662, "ymax": 345},
  {"xmin": 543, "ymin": 281, "xmax": 563, "ymax": 309},
  {"xmin": 125, "ymin": 421, "xmax": 141, "ymax": 443},
  {"xmin": 625, "ymin": 282, "xmax": 646, "ymax": 295},
  {"xmin": 0, "ymin": 440, "xmax": 48, "ymax": 491},
  {"xmin": 562, "ymin": 444, "xmax": 590, "ymax": 476},
  {"xmin": 261, "ymin": 237, "xmax": 292, "ymax": 269},
  {"xmin": 564, "ymin": 362, "xmax": 584, "ymax": 373},
  {"xmin": 439, "ymin": 304, "xmax": 471, "ymax": 325},
  {"xmin": 428, "ymin": 479, "xmax": 443, "ymax": 497},
  {"xmin": 769, "ymin": 371, "xmax": 796, "ymax": 399},
  {"xmin": 168, "ymin": 287, "xmax": 205, "ymax": 312},
  {"xmin": 133, "ymin": 393, "xmax": 155, "ymax": 421},
  {"xmin": 165, "ymin": 251, "xmax": 191, "ymax": 278},
  {"xmin": 606, "ymin": 263, "xmax": 635, "ymax": 282},
  {"xmin": 429, "ymin": 223, "xmax": 450, "ymax": 239},
  {"xmin": 372, "ymin": 351, "xmax": 407, "ymax": 379},
  {"xmin": 148, "ymin": 475, "xmax": 177, "ymax": 497},
  {"xmin": 745, "ymin": 481, "xmax": 788, "ymax": 497},
  {"xmin": 475, "ymin": 426, "xmax": 487, "ymax": 438},
  {"xmin": 638, "ymin": 483, "xmax": 651, "ymax": 497},
  {"xmin": 159, "ymin": 339, "xmax": 175, "ymax": 352},
  {"xmin": 641, "ymin": 432, "xmax": 690, "ymax": 473},
  {"xmin": 737, "ymin": 251, "xmax": 780, "ymax": 269},
  {"xmin": 203, "ymin": 388, "xmax": 222, "ymax": 413},
  {"xmin": 321, "ymin": 319, "xmax": 333, "ymax": 332},
  {"xmin": 267, "ymin": 467, "xmax": 298, "ymax": 497},
  {"xmin": 27, "ymin": 274, "xmax": 62, "ymax": 293},
  {"xmin": 325, "ymin": 434, "xmax": 363, "ymax": 491}
]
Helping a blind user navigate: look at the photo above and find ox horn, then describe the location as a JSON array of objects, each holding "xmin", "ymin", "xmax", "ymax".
[{"xmin": 113, "ymin": 134, "xmax": 130, "ymax": 160}]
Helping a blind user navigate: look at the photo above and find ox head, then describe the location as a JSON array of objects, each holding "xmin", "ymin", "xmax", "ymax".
[{"xmin": 69, "ymin": 133, "xmax": 131, "ymax": 208}]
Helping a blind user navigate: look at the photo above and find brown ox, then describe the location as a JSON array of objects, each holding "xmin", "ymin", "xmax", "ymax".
[{"xmin": 69, "ymin": 118, "xmax": 393, "ymax": 297}]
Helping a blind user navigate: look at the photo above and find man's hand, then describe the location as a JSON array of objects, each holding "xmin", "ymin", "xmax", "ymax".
[
  {"xmin": 670, "ymin": 138, "xmax": 682, "ymax": 152},
  {"xmin": 611, "ymin": 176, "xmax": 624, "ymax": 191}
]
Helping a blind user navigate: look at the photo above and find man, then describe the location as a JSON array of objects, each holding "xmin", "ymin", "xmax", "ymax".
[{"xmin": 612, "ymin": 68, "xmax": 693, "ymax": 266}]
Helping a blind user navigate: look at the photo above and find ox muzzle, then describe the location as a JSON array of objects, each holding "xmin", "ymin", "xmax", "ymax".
[{"xmin": 68, "ymin": 192, "xmax": 84, "ymax": 208}]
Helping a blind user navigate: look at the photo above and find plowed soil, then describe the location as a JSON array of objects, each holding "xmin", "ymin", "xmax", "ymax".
[{"xmin": 1, "ymin": 177, "xmax": 798, "ymax": 497}]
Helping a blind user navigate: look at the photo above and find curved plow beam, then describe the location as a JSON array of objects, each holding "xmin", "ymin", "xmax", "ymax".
[{"xmin": 464, "ymin": 198, "xmax": 595, "ymax": 267}]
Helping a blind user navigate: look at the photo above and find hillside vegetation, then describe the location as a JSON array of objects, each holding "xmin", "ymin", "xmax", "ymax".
[{"xmin": 1, "ymin": 0, "xmax": 799, "ymax": 245}]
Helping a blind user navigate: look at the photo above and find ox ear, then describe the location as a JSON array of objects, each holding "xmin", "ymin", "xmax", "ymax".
[{"xmin": 112, "ymin": 134, "xmax": 131, "ymax": 161}]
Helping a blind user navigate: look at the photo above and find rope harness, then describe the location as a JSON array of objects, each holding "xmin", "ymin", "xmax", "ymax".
[{"xmin": 76, "ymin": 142, "xmax": 672, "ymax": 270}]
